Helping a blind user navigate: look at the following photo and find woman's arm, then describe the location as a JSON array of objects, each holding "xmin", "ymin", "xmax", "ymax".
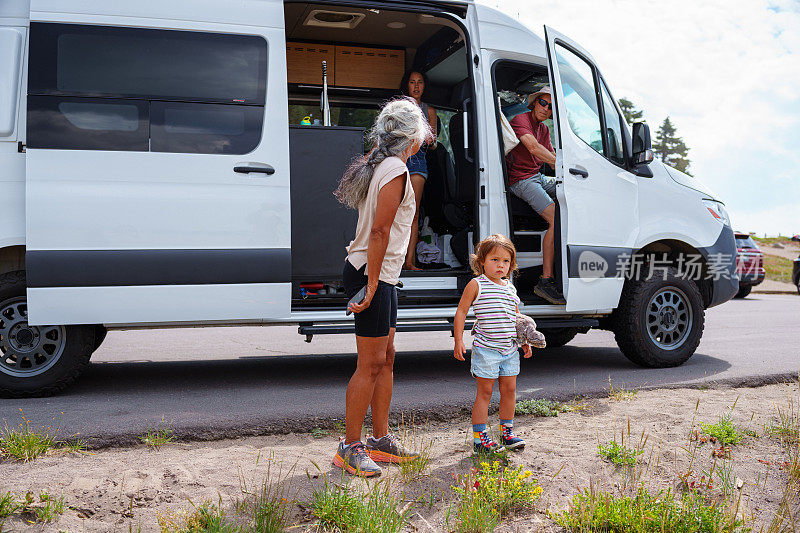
[
  {"xmin": 453, "ymin": 279, "xmax": 478, "ymax": 360},
  {"xmin": 427, "ymin": 105, "xmax": 438, "ymax": 150},
  {"xmin": 347, "ymin": 173, "xmax": 406, "ymax": 314}
]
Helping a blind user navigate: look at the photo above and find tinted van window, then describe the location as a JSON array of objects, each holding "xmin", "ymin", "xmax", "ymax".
[
  {"xmin": 27, "ymin": 23, "xmax": 266, "ymax": 154},
  {"xmin": 29, "ymin": 23, "xmax": 266, "ymax": 104}
]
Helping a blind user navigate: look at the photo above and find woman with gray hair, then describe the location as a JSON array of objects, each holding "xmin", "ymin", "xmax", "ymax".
[{"xmin": 332, "ymin": 97, "xmax": 431, "ymax": 477}]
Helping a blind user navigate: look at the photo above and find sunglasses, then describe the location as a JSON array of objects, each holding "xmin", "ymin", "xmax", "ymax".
[{"xmin": 536, "ymin": 97, "xmax": 552, "ymax": 110}]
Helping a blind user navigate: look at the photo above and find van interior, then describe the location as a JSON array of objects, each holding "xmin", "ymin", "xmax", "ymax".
[{"xmin": 285, "ymin": 2, "xmax": 555, "ymax": 310}]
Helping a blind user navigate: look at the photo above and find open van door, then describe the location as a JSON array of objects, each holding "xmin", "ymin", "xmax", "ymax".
[
  {"xmin": 24, "ymin": 12, "xmax": 291, "ymax": 326},
  {"xmin": 544, "ymin": 26, "xmax": 639, "ymax": 312}
]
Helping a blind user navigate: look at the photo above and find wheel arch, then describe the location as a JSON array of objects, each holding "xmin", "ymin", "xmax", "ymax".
[
  {"xmin": 0, "ymin": 246, "xmax": 25, "ymax": 278},
  {"xmin": 632, "ymin": 239, "xmax": 713, "ymax": 308}
]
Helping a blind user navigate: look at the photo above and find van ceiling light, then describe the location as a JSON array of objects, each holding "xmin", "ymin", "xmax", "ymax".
[
  {"xmin": 303, "ymin": 9, "xmax": 365, "ymax": 29},
  {"xmin": 387, "ymin": 21, "xmax": 406, "ymax": 29}
]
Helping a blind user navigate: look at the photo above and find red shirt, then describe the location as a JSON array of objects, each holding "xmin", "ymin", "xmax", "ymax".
[{"xmin": 507, "ymin": 112, "xmax": 554, "ymax": 185}]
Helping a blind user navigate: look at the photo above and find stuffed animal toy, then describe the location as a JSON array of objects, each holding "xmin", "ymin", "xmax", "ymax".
[{"xmin": 516, "ymin": 313, "xmax": 546, "ymax": 349}]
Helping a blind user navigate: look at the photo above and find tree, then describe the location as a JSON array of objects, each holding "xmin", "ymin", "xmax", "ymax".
[
  {"xmin": 618, "ymin": 97, "xmax": 644, "ymax": 124},
  {"xmin": 653, "ymin": 116, "xmax": 692, "ymax": 175}
]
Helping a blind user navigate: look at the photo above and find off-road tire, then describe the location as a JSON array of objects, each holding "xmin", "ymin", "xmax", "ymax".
[
  {"xmin": 539, "ymin": 327, "xmax": 578, "ymax": 348},
  {"xmin": 734, "ymin": 285, "xmax": 752, "ymax": 299},
  {"xmin": 613, "ymin": 266, "xmax": 704, "ymax": 368},
  {"xmin": 0, "ymin": 271, "xmax": 95, "ymax": 398}
]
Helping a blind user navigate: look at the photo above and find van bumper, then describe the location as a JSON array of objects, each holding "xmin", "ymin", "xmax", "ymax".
[{"xmin": 698, "ymin": 225, "xmax": 739, "ymax": 308}]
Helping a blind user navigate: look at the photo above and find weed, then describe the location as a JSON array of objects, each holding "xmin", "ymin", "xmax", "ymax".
[
  {"xmin": 310, "ymin": 478, "xmax": 410, "ymax": 533},
  {"xmin": 310, "ymin": 428, "xmax": 328, "ymax": 439},
  {"xmin": 515, "ymin": 398, "xmax": 570, "ymax": 417},
  {"xmin": 236, "ymin": 454, "xmax": 295, "ymax": 533},
  {"xmin": 157, "ymin": 498, "xmax": 235, "ymax": 533},
  {"xmin": 447, "ymin": 460, "xmax": 542, "ymax": 532},
  {"xmin": 608, "ymin": 379, "xmax": 638, "ymax": 402},
  {"xmin": 766, "ymin": 392, "xmax": 799, "ymax": 445},
  {"xmin": 553, "ymin": 484, "xmax": 746, "ymax": 532},
  {"xmin": 597, "ymin": 439, "xmax": 643, "ymax": 467},
  {"xmin": 139, "ymin": 419, "xmax": 174, "ymax": 449},
  {"xmin": 0, "ymin": 413, "xmax": 59, "ymax": 462},
  {"xmin": 394, "ymin": 415, "xmax": 434, "ymax": 483},
  {"xmin": 700, "ymin": 415, "xmax": 743, "ymax": 446},
  {"xmin": 0, "ymin": 492, "xmax": 19, "ymax": 518}
]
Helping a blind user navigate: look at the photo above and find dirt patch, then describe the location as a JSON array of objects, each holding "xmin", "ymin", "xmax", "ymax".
[{"xmin": 1, "ymin": 382, "xmax": 798, "ymax": 531}]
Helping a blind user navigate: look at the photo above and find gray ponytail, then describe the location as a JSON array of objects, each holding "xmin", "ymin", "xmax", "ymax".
[{"xmin": 334, "ymin": 97, "xmax": 432, "ymax": 209}]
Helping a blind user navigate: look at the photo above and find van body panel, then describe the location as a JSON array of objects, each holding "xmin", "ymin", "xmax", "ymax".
[
  {"xmin": 544, "ymin": 26, "xmax": 639, "ymax": 312},
  {"xmin": 24, "ymin": 15, "xmax": 292, "ymax": 325},
  {"xmin": 475, "ymin": 5, "xmax": 545, "ymax": 59},
  {"xmin": 0, "ymin": 145, "xmax": 25, "ymax": 250},
  {"xmin": 0, "ymin": 28, "xmax": 23, "ymax": 138},
  {"xmin": 27, "ymin": 283, "xmax": 291, "ymax": 326}
]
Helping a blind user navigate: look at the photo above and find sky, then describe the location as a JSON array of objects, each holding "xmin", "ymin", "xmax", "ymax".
[{"xmin": 478, "ymin": 0, "xmax": 800, "ymax": 236}]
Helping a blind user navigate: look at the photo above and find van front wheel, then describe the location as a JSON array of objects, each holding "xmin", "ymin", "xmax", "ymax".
[
  {"xmin": 613, "ymin": 267, "xmax": 704, "ymax": 368},
  {"xmin": 0, "ymin": 271, "xmax": 95, "ymax": 398}
]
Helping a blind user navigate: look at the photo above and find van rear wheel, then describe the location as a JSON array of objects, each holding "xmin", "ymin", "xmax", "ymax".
[
  {"xmin": 0, "ymin": 271, "xmax": 95, "ymax": 398},
  {"xmin": 613, "ymin": 267, "xmax": 704, "ymax": 368}
]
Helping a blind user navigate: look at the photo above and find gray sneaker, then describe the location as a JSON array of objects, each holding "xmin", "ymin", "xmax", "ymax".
[
  {"xmin": 534, "ymin": 277, "xmax": 566, "ymax": 305},
  {"xmin": 366, "ymin": 434, "xmax": 419, "ymax": 464},
  {"xmin": 333, "ymin": 440, "xmax": 382, "ymax": 477}
]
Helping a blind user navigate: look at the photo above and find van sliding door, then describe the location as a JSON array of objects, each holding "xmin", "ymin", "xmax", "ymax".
[
  {"xmin": 544, "ymin": 26, "xmax": 639, "ymax": 312},
  {"xmin": 25, "ymin": 17, "xmax": 291, "ymax": 326}
]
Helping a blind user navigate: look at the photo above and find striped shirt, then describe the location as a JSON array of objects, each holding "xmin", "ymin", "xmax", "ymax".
[{"xmin": 472, "ymin": 275, "xmax": 520, "ymax": 354}]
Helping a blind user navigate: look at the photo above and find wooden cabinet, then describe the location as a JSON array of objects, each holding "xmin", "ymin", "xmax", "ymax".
[{"xmin": 287, "ymin": 42, "xmax": 404, "ymax": 90}]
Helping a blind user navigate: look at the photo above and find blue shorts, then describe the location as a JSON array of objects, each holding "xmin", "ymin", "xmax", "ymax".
[
  {"xmin": 510, "ymin": 173, "xmax": 556, "ymax": 215},
  {"xmin": 470, "ymin": 345, "xmax": 520, "ymax": 379},
  {"xmin": 406, "ymin": 146, "xmax": 428, "ymax": 179}
]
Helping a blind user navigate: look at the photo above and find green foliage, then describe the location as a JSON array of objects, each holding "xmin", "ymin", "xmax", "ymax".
[
  {"xmin": 653, "ymin": 116, "xmax": 692, "ymax": 176},
  {"xmin": 158, "ymin": 500, "xmax": 236, "ymax": 533},
  {"xmin": 515, "ymin": 398, "xmax": 571, "ymax": 417},
  {"xmin": 139, "ymin": 420, "xmax": 174, "ymax": 449},
  {"xmin": 0, "ymin": 492, "xmax": 19, "ymax": 518},
  {"xmin": 553, "ymin": 485, "xmax": 746, "ymax": 533},
  {"xmin": 597, "ymin": 440, "xmax": 643, "ymax": 467},
  {"xmin": 0, "ymin": 416, "xmax": 59, "ymax": 462},
  {"xmin": 700, "ymin": 415, "xmax": 743, "ymax": 446},
  {"xmin": 448, "ymin": 461, "xmax": 542, "ymax": 532},
  {"xmin": 763, "ymin": 255, "xmax": 793, "ymax": 284},
  {"xmin": 618, "ymin": 98, "xmax": 644, "ymax": 124},
  {"xmin": 310, "ymin": 479, "xmax": 410, "ymax": 533}
]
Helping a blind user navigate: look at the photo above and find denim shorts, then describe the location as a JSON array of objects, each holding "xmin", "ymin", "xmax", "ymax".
[
  {"xmin": 510, "ymin": 173, "xmax": 556, "ymax": 215},
  {"xmin": 470, "ymin": 345, "xmax": 520, "ymax": 379},
  {"xmin": 406, "ymin": 146, "xmax": 428, "ymax": 179}
]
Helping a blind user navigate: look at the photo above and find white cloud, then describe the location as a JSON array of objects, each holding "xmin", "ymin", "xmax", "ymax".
[{"xmin": 479, "ymin": 0, "xmax": 800, "ymax": 236}]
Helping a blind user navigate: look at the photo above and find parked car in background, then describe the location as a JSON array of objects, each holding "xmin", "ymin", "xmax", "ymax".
[
  {"xmin": 792, "ymin": 253, "xmax": 800, "ymax": 295},
  {"xmin": 734, "ymin": 232, "xmax": 765, "ymax": 298}
]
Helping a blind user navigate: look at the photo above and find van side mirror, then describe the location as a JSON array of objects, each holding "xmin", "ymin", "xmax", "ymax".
[{"xmin": 631, "ymin": 122, "xmax": 653, "ymax": 166}]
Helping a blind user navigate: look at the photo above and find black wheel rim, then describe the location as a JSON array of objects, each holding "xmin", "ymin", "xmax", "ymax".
[
  {"xmin": 646, "ymin": 287, "xmax": 693, "ymax": 350},
  {"xmin": 0, "ymin": 297, "xmax": 66, "ymax": 377}
]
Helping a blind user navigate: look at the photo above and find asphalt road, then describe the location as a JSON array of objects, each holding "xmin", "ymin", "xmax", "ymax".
[{"xmin": 1, "ymin": 294, "xmax": 797, "ymax": 446}]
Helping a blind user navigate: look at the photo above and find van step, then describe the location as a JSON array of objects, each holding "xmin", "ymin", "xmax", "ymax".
[{"xmin": 297, "ymin": 318, "xmax": 599, "ymax": 342}]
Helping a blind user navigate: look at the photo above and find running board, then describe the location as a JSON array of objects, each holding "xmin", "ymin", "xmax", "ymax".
[{"xmin": 297, "ymin": 318, "xmax": 599, "ymax": 342}]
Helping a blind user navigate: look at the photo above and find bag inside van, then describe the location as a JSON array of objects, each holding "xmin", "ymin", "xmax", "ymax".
[{"xmin": 284, "ymin": 2, "xmax": 479, "ymax": 310}]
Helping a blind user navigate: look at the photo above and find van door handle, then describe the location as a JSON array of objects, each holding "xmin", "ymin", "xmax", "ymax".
[
  {"xmin": 569, "ymin": 167, "xmax": 589, "ymax": 178},
  {"xmin": 234, "ymin": 163, "xmax": 275, "ymax": 175}
]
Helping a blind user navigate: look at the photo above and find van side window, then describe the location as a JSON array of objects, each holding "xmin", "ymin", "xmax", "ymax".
[
  {"xmin": 599, "ymin": 79, "xmax": 625, "ymax": 166},
  {"xmin": 27, "ymin": 23, "xmax": 267, "ymax": 154},
  {"xmin": 554, "ymin": 44, "xmax": 603, "ymax": 154}
]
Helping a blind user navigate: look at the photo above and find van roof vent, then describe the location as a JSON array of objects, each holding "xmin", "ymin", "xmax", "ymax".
[{"xmin": 303, "ymin": 9, "xmax": 365, "ymax": 29}]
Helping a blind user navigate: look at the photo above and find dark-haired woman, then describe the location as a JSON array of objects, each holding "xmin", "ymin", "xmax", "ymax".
[{"xmin": 400, "ymin": 70, "xmax": 438, "ymax": 270}]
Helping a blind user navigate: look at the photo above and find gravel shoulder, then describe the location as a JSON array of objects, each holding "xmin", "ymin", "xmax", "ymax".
[{"xmin": 1, "ymin": 381, "xmax": 798, "ymax": 532}]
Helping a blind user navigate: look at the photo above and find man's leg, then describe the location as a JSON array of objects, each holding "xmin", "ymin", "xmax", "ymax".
[{"xmin": 540, "ymin": 203, "xmax": 555, "ymax": 279}]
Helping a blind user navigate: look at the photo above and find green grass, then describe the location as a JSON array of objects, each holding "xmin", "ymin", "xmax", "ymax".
[
  {"xmin": 597, "ymin": 440, "xmax": 643, "ymax": 467},
  {"xmin": 158, "ymin": 500, "xmax": 237, "ymax": 533},
  {"xmin": 515, "ymin": 398, "xmax": 572, "ymax": 417},
  {"xmin": 139, "ymin": 420, "xmax": 174, "ymax": 449},
  {"xmin": 553, "ymin": 485, "xmax": 746, "ymax": 532},
  {"xmin": 753, "ymin": 236, "xmax": 794, "ymax": 246},
  {"xmin": 0, "ymin": 491, "xmax": 19, "ymax": 518},
  {"xmin": 0, "ymin": 417, "xmax": 60, "ymax": 462},
  {"xmin": 762, "ymin": 255, "xmax": 793, "ymax": 283},
  {"xmin": 235, "ymin": 455, "xmax": 294, "ymax": 533},
  {"xmin": 310, "ymin": 479, "xmax": 410, "ymax": 533},
  {"xmin": 608, "ymin": 380, "xmax": 638, "ymax": 402},
  {"xmin": 700, "ymin": 415, "xmax": 743, "ymax": 446}
]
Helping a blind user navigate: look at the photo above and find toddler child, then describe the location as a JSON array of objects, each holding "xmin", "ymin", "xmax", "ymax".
[{"xmin": 453, "ymin": 234, "xmax": 532, "ymax": 453}]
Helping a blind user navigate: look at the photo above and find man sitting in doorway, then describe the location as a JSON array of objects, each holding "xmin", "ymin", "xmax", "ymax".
[{"xmin": 507, "ymin": 85, "xmax": 566, "ymax": 305}]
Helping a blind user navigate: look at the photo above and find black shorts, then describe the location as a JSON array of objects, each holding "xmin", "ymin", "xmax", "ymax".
[{"xmin": 343, "ymin": 260, "xmax": 397, "ymax": 337}]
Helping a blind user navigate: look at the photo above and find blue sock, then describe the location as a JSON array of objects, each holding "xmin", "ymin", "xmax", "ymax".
[
  {"xmin": 500, "ymin": 419, "xmax": 513, "ymax": 427},
  {"xmin": 472, "ymin": 423, "xmax": 487, "ymax": 443}
]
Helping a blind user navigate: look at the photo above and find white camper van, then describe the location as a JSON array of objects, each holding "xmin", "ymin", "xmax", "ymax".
[{"xmin": 0, "ymin": 0, "xmax": 738, "ymax": 397}]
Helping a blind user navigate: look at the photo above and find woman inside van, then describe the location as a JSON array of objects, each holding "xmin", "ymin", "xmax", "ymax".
[
  {"xmin": 399, "ymin": 70, "xmax": 438, "ymax": 271},
  {"xmin": 333, "ymin": 98, "xmax": 432, "ymax": 476}
]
